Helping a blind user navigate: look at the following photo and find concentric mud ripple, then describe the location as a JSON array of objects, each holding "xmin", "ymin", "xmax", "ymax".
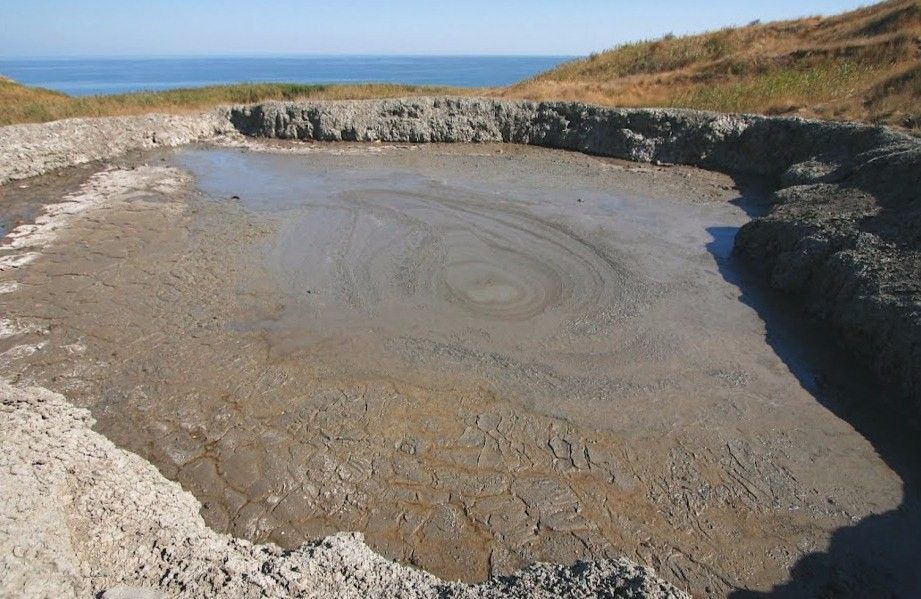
[
  {"xmin": 215, "ymin": 153, "xmax": 644, "ymax": 390},
  {"xmin": 434, "ymin": 198, "xmax": 616, "ymax": 321},
  {"xmin": 276, "ymin": 186, "xmax": 624, "ymax": 326}
]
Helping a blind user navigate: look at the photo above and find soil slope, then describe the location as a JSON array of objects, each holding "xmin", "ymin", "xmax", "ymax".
[{"xmin": 505, "ymin": 0, "xmax": 921, "ymax": 129}]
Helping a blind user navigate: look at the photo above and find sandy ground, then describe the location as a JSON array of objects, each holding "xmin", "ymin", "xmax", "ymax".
[{"xmin": 1, "ymin": 141, "xmax": 917, "ymax": 597}]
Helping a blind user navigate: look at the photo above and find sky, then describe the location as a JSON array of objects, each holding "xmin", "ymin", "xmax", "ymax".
[{"xmin": 1, "ymin": 0, "xmax": 874, "ymax": 58}]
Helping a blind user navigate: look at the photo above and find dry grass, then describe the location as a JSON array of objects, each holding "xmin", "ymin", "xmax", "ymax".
[
  {"xmin": 0, "ymin": 78, "xmax": 473, "ymax": 126},
  {"xmin": 503, "ymin": 0, "xmax": 921, "ymax": 129},
  {"xmin": 1, "ymin": 1, "xmax": 918, "ymax": 129}
]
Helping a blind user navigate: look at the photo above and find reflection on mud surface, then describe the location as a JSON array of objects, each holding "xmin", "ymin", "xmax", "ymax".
[{"xmin": 0, "ymin": 143, "xmax": 910, "ymax": 596}]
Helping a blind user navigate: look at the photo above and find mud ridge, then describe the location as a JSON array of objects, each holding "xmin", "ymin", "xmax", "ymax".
[{"xmin": 0, "ymin": 111, "xmax": 233, "ymax": 184}]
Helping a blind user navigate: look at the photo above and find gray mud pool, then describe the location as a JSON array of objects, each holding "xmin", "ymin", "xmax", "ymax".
[{"xmin": 1, "ymin": 142, "xmax": 917, "ymax": 597}]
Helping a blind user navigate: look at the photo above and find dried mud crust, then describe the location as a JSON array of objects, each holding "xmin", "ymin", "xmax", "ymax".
[
  {"xmin": 0, "ymin": 111, "xmax": 232, "ymax": 184},
  {"xmin": 0, "ymin": 382, "xmax": 687, "ymax": 599}
]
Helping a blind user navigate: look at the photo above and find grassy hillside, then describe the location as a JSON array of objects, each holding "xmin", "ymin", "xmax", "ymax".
[
  {"xmin": 503, "ymin": 0, "xmax": 920, "ymax": 129},
  {"xmin": 1, "ymin": 0, "xmax": 918, "ymax": 129},
  {"xmin": 0, "ymin": 77, "xmax": 467, "ymax": 127}
]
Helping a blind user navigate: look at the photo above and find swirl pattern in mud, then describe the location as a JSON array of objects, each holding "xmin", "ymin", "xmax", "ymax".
[{"xmin": 275, "ymin": 186, "xmax": 624, "ymax": 321}]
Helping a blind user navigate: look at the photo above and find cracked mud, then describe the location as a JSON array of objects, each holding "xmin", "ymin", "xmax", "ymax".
[{"xmin": 0, "ymin": 142, "xmax": 909, "ymax": 596}]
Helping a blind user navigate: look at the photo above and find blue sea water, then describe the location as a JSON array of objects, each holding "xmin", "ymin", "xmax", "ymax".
[{"xmin": 0, "ymin": 55, "xmax": 574, "ymax": 96}]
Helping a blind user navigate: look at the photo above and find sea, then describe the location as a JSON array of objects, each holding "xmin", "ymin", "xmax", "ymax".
[{"xmin": 0, "ymin": 55, "xmax": 574, "ymax": 96}]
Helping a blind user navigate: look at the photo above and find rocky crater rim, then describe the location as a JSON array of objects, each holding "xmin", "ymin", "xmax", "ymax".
[{"xmin": 1, "ymin": 97, "xmax": 917, "ymax": 187}]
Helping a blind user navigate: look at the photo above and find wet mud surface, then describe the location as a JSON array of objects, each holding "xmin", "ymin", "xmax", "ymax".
[
  {"xmin": 1, "ymin": 142, "xmax": 917, "ymax": 597},
  {"xmin": 0, "ymin": 163, "xmax": 99, "ymax": 239}
]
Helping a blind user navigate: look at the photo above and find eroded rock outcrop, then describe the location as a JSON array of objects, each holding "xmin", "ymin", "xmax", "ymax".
[{"xmin": 734, "ymin": 152, "xmax": 921, "ymax": 414}]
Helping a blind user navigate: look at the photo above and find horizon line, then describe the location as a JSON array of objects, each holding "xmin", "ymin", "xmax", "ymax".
[{"xmin": 0, "ymin": 53, "xmax": 583, "ymax": 61}]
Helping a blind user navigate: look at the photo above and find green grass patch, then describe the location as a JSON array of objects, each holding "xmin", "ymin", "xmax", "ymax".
[{"xmin": 670, "ymin": 61, "xmax": 877, "ymax": 113}]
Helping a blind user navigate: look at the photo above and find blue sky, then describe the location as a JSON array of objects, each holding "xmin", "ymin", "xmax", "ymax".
[{"xmin": 1, "ymin": 0, "xmax": 873, "ymax": 57}]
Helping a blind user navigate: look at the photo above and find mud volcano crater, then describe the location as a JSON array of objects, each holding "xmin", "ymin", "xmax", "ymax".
[
  {"xmin": 96, "ymin": 144, "xmax": 739, "ymax": 582},
  {"xmin": 1, "ymin": 98, "xmax": 919, "ymax": 598}
]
